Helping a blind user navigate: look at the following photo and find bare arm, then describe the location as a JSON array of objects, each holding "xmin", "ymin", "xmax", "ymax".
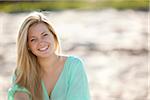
[{"xmin": 14, "ymin": 92, "xmax": 29, "ymax": 100}]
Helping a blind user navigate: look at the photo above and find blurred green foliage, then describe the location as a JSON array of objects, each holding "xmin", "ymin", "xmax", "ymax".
[{"xmin": 0, "ymin": 0, "xmax": 148, "ymax": 13}]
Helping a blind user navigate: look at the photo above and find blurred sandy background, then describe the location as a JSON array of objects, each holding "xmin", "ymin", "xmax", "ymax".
[{"xmin": 0, "ymin": 1, "xmax": 149, "ymax": 100}]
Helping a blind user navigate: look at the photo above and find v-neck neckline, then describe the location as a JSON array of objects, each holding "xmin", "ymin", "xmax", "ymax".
[{"xmin": 42, "ymin": 56, "xmax": 70, "ymax": 99}]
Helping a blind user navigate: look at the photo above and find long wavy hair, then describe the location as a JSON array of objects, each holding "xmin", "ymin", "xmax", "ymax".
[{"xmin": 15, "ymin": 12, "xmax": 60, "ymax": 100}]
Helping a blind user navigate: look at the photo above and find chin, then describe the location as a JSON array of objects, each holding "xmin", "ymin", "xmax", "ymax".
[{"xmin": 36, "ymin": 52, "xmax": 53, "ymax": 58}]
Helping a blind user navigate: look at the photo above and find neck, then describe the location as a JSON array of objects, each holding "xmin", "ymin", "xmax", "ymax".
[{"xmin": 37, "ymin": 53, "xmax": 59, "ymax": 74}]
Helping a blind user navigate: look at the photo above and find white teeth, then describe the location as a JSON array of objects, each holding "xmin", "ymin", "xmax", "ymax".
[{"xmin": 39, "ymin": 46, "xmax": 48, "ymax": 51}]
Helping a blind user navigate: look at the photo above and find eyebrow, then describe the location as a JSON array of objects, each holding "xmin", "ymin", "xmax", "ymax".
[
  {"xmin": 30, "ymin": 31, "xmax": 47, "ymax": 38},
  {"xmin": 40, "ymin": 31, "xmax": 46, "ymax": 35}
]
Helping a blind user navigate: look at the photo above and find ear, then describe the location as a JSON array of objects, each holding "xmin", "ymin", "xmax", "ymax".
[
  {"xmin": 27, "ymin": 41, "xmax": 31, "ymax": 51},
  {"xmin": 27, "ymin": 44, "xmax": 30, "ymax": 51},
  {"xmin": 28, "ymin": 48, "xmax": 30, "ymax": 51}
]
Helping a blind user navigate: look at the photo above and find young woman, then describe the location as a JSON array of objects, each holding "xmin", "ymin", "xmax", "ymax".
[{"xmin": 8, "ymin": 12, "xmax": 90, "ymax": 100}]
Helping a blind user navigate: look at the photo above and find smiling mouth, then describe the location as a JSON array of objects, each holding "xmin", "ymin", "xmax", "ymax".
[{"xmin": 38, "ymin": 46, "xmax": 49, "ymax": 52}]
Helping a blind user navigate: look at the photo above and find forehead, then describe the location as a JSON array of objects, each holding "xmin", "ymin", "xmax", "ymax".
[{"xmin": 28, "ymin": 22, "xmax": 50, "ymax": 36}]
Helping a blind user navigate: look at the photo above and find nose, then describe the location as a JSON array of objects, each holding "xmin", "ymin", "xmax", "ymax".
[{"xmin": 38, "ymin": 39, "xmax": 45, "ymax": 47}]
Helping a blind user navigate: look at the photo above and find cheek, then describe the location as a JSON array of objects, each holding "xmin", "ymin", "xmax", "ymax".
[
  {"xmin": 28, "ymin": 42, "xmax": 37, "ymax": 51},
  {"xmin": 52, "ymin": 39, "xmax": 58, "ymax": 51},
  {"xmin": 50, "ymin": 38, "xmax": 56, "ymax": 47},
  {"xmin": 45, "ymin": 36, "xmax": 55, "ymax": 46}
]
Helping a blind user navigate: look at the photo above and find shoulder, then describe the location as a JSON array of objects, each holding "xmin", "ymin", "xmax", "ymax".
[
  {"xmin": 65, "ymin": 55, "xmax": 85, "ymax": 72},
  {"xmin": 59, "ymin": 54, "xmax": 84, "ymax": 65},
  {"xmin": 67, "ymin": 55, "xmax": 84, "ymax": 64}
]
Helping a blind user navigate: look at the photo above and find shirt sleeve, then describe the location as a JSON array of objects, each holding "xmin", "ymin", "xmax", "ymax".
[
  {"xmin": 67, "ymin": 57, "xmax": 90, "ymax": 100},
  {"xmin": 7, "ymin": 74, "xmax": 32, "ymax": 100}
]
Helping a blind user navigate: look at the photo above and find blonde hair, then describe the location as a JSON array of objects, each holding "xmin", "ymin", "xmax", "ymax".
[{"xmin": 15, "ymin": 12, "xmax": 60, "ymax": 100}]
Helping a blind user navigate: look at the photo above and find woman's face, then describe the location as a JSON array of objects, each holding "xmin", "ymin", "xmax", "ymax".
[{"xmin": 28, "ymin": 22, "xmax": 56, "ymax": 58}]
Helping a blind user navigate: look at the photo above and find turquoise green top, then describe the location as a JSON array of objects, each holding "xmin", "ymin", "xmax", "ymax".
[{"xmin": 8, "ymin": 56, "xmax": 90, "ymax": 100}]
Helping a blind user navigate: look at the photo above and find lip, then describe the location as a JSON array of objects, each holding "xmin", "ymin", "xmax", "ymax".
[{"xmin": 38, "ymin": 46, "xmax": 49, "ymax": 52}]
